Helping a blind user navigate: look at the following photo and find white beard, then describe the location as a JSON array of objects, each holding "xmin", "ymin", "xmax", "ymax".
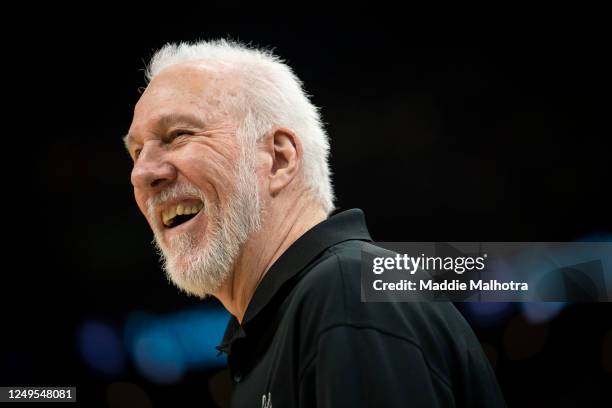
[{"xmin": 146, "ymin": 150, "xmax": 262, "ymax": 298}]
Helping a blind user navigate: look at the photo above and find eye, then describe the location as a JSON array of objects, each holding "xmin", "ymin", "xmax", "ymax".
[
  {"xmin": 165, "ymin": 130, "xmax": 192, "ymax": 144},
  {"xmin": 163, "ymin": 131, "xmax": 179, "ymax": 143},
  {"xmin": 133, "ymin": 148, "xmax": 142, "ymax": 160}
]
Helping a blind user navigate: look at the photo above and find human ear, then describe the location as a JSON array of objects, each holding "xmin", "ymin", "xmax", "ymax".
[{"xmin": 261, "ymin": 127, "xmax": 302, "ymax": 195}]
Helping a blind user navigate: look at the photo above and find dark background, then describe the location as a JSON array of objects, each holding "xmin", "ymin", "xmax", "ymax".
[{"xmin": 2, "ymin": 8, "xmax": 611, "ymax": 407}]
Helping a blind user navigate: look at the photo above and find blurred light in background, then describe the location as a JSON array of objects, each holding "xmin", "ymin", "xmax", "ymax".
[
  {"xmin": 575, "ymin": 233, "xmax": 612, "ymax": 243},
  {"xmin": 462, "ymin": 302, "xmax": 514, "ymax": 326},
  {"xmin": 521, "ymin": 302, "xmax": 566, "ymax": 324},
  {"xmin": 77, "ymin": 321, "xmax": 126, "ymax": 376},
  {"xmin": 133, "ymin": 331, "xmax": 185, "ymax": 384},
  {"xmin": 124, "ymin": 306, "xmax": 229, "ymax": 384}
]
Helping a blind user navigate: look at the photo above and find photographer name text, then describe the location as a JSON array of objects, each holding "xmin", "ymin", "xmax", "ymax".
[{"xmin": 372, "ymin": 279, "xmax": 528, "ymax": 291}]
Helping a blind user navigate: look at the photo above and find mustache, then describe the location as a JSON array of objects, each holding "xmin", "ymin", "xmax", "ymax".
[{"xmin": 146, "ymin": 182, "xmax": 205, "ymax": 220}]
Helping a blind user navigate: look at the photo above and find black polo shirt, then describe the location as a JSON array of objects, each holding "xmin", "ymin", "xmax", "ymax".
[{"xmin": 217, "ymin": 209, "xmax": 505, "ymax": 407}]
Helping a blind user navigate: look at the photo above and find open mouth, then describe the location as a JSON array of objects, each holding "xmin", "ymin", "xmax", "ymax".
[{"xmin": 161, "ymin": 201, "xmax": 204, "ymax": 229}]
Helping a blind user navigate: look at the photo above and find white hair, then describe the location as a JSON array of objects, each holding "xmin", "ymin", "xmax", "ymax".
[
  {"xmin": 145, "ymin": 39, "xmax": 335, "ymax": 213},
  {"xmin": 146, "ymin": 136, "xmax": 262, "ymax": 297}
]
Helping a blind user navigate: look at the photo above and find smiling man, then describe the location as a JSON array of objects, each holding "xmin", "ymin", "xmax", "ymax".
[{"xmin": 125, "ymin": 40, "xmax": 505, "ymax": 407}]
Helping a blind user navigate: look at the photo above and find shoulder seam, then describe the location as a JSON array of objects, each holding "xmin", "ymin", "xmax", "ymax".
[{"xmin": 297, "ymin": 323, "xmax": 453, "ymax": 391}]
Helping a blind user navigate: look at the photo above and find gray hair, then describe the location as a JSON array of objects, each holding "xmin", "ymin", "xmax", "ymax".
[{"xmin": 145, "ymin": 39, "xmax": 335, "ymax": 213}]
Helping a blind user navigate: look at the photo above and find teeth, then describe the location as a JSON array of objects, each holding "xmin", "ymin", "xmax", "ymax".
[{"xmin": 161, "ymin": 201, "xmax": 204, "ymax": 227}]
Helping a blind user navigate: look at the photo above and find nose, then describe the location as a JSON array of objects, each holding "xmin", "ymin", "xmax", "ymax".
[{"xmin": 130, "ymin": 141, "xmax": 177, "ymax": 191}]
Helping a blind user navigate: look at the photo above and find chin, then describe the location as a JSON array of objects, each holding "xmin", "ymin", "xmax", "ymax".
[
  {"xmin": 165, "ymin": 263, "xmax": 214, "ymax": 298},
  {"xmin": 168, "ymin": 272, "xmax": 210, "ymax": 298},
  {"xmin": 163, "ymin": 245, "xmax": 229, "ymax": 299}
]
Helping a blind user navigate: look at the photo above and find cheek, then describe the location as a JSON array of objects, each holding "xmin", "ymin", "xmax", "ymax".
[
  {"xmin": 253, "ymin": 152, "xmax": 272, "ymax": 196},
  {"xmin": 134, "ymin": 190, "xmax": 150, "ymax": 217},
  {"xmin": 180, "ymin": 144, "xmax": 241, "ymax": 202}
]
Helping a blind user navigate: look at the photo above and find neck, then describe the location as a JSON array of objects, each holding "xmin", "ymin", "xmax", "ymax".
[{"xmin": 213, "ymin": 198, "xmax": 326, "ymax": 323}]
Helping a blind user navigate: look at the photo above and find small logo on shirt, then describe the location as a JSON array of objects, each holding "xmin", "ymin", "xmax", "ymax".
[{"xmin": 261, "ymin": 392, "xmax": 272, "ymax": 408}]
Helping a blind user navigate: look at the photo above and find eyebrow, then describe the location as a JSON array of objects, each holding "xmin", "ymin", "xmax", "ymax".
[
  {"xmin": 122, "ymin": 133, "xmax": 132, "ymax": 152},
  {"xmin": 122, "ymin": 112, "xmax": 207, "ymax": 151}
]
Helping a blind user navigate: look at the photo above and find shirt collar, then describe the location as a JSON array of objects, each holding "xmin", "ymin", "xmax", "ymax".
[{"xmin": 216, "ymin": 208, "xmax": 372, "ymax": 354}]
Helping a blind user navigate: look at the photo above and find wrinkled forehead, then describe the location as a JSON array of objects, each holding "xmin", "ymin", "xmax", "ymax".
[{"xmin": 132, "ymin": 62, "xmax": 237, "ymax": 126}]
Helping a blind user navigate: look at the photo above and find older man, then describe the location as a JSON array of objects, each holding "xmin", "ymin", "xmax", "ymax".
[{"xmin": 125, "ymin": 40, "xmax": 505, "ymax": 407}]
